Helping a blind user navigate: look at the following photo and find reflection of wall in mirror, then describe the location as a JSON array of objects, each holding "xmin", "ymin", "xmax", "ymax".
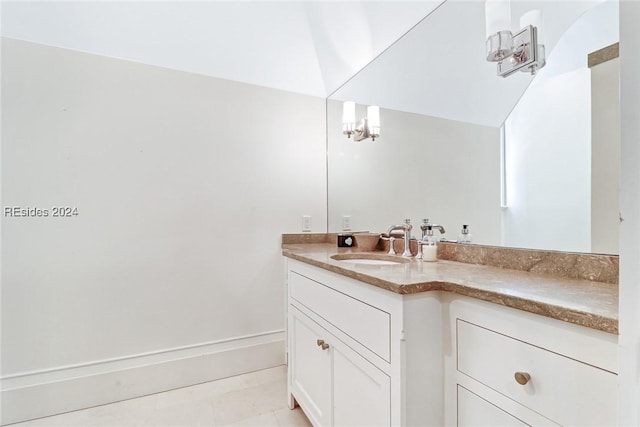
[
  {"xmin": 327, "ymin": 101, "xmax": 501, "ymax": 244},
  {"xmin": 501, "ymin": 0, "xmax": 619, "ymax": 254}
]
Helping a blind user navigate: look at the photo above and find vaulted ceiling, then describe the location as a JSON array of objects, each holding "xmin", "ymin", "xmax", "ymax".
[
  {"xmin": 1, "ymin": 0, "xmax": 617, "ymax": 127},
  {"xmin": 0, "ymin": 1, "xmax": 443, "ymax": 97}
]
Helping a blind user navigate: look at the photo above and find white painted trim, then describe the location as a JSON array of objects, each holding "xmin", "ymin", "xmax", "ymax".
[
  {"xmin": 1, "ymin": 331, "xmax": 285, "ymax": 425},
  {"xmin": 1, "ymin": 330, "xmax": 284, "ymax": 386},
  {"xmin": 618, "ymin": 1, "xmax": 640, "ymax": 425}
]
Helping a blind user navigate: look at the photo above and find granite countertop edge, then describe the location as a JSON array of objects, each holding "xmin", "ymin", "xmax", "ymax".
[{"xmin": 282, "ymin": 244, "xmax": 618, "ymax": 335}]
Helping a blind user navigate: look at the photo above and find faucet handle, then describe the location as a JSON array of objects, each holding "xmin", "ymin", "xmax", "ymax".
[
  {"xmin": 404, "ymin": 218, "xmax": 411, "ymax": 225},
  {"xmin": 388, "ymin": 237, "xmax": 397, "ymax": 256}
]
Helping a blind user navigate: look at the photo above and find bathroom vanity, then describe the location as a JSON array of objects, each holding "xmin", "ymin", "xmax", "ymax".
[
  {"xmin": 283, "ymin": 240, "xmax": 618, "ymax": 427},
  {"xmin": 287, "ymin": 259, "xmax": 443, "ymax": 426}
]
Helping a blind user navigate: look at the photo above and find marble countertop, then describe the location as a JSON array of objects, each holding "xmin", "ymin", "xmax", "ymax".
[{"xmin": 282, "ymin": 243, "xmax": 619, "ymax": 334}]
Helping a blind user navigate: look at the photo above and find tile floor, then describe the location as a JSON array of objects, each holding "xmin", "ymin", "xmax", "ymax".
[{"xmin": 11, "ymin": 366, "xmax": 311, "ymax": 427}]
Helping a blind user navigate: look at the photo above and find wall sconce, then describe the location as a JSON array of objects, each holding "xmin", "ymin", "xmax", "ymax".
[
  {"xmin": 342, "ymin": 101, "xmax": 380, "ymax": 142},
  {"xmin": 485, "ymin": 0, "xmax": 546, "ymax": 77}
]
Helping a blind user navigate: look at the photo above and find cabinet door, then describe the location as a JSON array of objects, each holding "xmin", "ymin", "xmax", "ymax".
[
  {"xmin": 290, "ymin": 308, "xmax": 332, "ymax": 427},
  {"xmin": 333, "ymin": 340, "xmax": 391, "ymax": 427},
  {"xmin": 457, "ymin": 386, "xmax": 527, "ymax": 427}
]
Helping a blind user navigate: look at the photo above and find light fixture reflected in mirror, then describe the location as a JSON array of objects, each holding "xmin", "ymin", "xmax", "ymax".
[
  {"xmin": 342, "ymin": 101, "xmax": 381, "ymax": 142},
  {"xmin": 485, "ymin": 0, "xmax": 546, "ymax": 77}
]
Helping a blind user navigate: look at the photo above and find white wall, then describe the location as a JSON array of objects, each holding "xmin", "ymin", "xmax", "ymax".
[
  {"xmin": 0, "ymin": 38, "xmax": 327, "ymax": 424},
  {"xmin": 618, "ymin": 1, "xmax": 640, "ymax": 424},
  {"xmin": 327, "ymin": 101, "xmax": 501, "ymax": 245}
]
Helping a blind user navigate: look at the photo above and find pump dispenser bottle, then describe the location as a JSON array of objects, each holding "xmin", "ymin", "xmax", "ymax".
[
  {"xmin": 422, "ymin": 226, "xmax": 438, "ymax": 262},
  {"xmin": 459, "ymin": 224, "xmax": 472, "ymax": 243}
]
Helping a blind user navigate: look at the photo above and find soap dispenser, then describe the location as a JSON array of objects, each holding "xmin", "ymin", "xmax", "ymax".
[
  {"xmin": 458, "ymin": 224, "xmax": 472, "ymax": 243},
  {"xmin": 421, "ymin": 226, "xmax": 438, "ymax": 262}
]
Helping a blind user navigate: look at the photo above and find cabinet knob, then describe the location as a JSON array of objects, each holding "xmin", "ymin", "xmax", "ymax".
[
  {"xmin": 316, "ymin": 339, "xmax": 329, "ymax": 350},
  {"xmin": 514, "ymin": 372, "xmax": 531, "ymax": 385}
]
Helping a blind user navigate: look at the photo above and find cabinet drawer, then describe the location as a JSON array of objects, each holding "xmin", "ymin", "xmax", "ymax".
[
  {"xmin": 289, "ymin": 271, "xmax": 390, "ymax": 362},
  {"xmin": 457, "ymin": 319, "xmax": 617, "ymax": 426},
  {"xmin": 457, "ymin": 386, "xmax": 528, "ymax": 427}
]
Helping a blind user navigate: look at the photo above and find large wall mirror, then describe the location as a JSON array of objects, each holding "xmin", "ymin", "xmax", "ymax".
[{"xmin": 327, "ymin": 0, "xmax": 619, "ymax": 254}]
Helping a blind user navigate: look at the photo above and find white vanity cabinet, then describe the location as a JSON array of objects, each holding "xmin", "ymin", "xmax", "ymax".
[
  {"xmin": 286, "ymin": 259, "xmax": 444, "ymax": 427},
  {"xmin": 444, "ymin": 295, "xmax": 619, "ymax": 427},
  {"xmin": 285, "ymin": 257, "xmax": 619, "ymax": 427},
  {"xmin": 290, "ymin": 306, "xmax": 391, "ymax": 426}
]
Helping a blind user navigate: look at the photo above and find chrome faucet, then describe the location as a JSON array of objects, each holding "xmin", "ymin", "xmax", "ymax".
[
  {"xmin": 423, "ymin": 218, "xmax": 446, "ymax": 236},
  {"xmin": 420, "ymin": 218, "xmax": 429, "ymax": 239},
  {"xmin": 383, "ymin": 219, "xmax": 413, "ymax": 257}
]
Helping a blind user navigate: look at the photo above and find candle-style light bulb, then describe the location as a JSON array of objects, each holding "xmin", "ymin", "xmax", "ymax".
[
  {"xmin": 342, "ymin": 101, "xmax": 356, "ymax": 137},
  {"xmin": 485, "ymin": 0, "xmax": 512, "ymax": 38},
  {"xmin": 367, "ymin": 105, "xmax": 380, "ymax": 139}
]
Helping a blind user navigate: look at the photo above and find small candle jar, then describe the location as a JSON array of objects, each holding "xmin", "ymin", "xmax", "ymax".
[{"xmin": 422, "ymin": 243, "xmax": 438, "ymax": 262}]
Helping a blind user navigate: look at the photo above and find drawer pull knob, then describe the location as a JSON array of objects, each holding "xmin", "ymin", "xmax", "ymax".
[
  {"xmin": 317, "ymin": 339, "xmax": 330, "ymax": 350},
  {"xmin": 514, "ymin": 372, "xmax": 531, "ymax": 385}
]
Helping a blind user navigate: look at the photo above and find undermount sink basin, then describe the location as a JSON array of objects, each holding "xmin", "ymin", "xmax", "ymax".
[
  {"xmin": 330, "ymin": 253, "xmax": 411, "ymax": 265},
  {"xmin": 341, "ymin": 259, "xmax": 404, "ymax": 266}
]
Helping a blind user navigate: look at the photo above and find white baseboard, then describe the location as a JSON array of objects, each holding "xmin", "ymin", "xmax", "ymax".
[{"xmin": 1, "ymin": 331, "xmax": 285, "ymax": 425}]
